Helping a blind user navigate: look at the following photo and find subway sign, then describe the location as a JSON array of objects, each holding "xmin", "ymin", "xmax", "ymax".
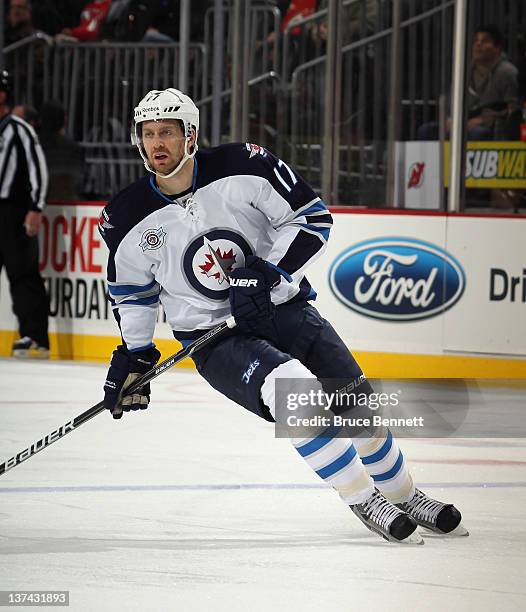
[{"xmin": 445, "ymin": 141, "xmax": 526, "ymax": 189}]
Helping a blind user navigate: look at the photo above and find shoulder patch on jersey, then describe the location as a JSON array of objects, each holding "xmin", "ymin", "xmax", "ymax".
[
  {"xmin": 140, "ymin": 227, "xmax": 167, "ymax": 251},
  {"xmin": 245, "ymin": 143, "xmax": 267, "ymax": 159},
  {"xmin": 98, "ymin": 208, "xmax": 114, "ymax": 234}
]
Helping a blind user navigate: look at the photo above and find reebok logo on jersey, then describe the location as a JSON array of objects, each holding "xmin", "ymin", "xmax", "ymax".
[
  {"xmin": 241, "ymin": 359, "xmax": 260, "ymax": 384},
  {"xmin": 230, "ymin": 278, "xmax": 258, "ymax": 287}
]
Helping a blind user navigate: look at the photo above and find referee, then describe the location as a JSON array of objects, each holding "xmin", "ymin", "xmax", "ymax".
[{"xmin": 0, "ymin": 70, "xmax": 50, "ymax": 358}]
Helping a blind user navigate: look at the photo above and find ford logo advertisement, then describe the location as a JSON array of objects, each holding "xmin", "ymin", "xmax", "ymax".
[{"xmin": 328, "ymin": 238, "xmax": 465, "ymax": 321}]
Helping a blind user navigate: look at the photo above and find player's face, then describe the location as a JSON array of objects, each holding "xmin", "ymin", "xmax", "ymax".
[{"xmin": 141, "ymin": 119, "xmax": 188, "ymax": 174}]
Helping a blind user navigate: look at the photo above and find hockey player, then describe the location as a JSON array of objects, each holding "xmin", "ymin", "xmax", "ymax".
[{"xmin": 99, "ymin": 88, "xmax": 468, "ymax": 544}]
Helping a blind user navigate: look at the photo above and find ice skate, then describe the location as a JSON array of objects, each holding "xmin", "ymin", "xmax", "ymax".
[
  {"xmin": 350, "ymin": 488, "xmax": 423, "ymax": 544},
  {"xmin": 397, "ymin": 488, "xmax": 469, "ymax": 536},
  {"xmin": 12, "ymin": 337, "xmax": 50, "ymax": 359}
]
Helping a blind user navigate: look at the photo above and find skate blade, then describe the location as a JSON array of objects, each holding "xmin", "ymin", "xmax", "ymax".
[
  {"xmin": 423, "ymin": 523, "xmax": 469, "ymax": 537},
  {"xmin": 396, "ymin": 529, "xmax": 424, "ymax": 545},
  {"xmin": 444, "ymin": 523, "xmax": 469, "ymax": 537}
]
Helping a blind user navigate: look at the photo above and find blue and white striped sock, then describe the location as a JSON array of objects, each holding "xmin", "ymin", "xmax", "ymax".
[
  {"xmin": 352, "ymin": 427, "xmax": 415, "ymax": 504},
  {"xmin": 293, "ymin": 425, "xmax": 374, "ymax": 505},
  {"xmin": 261, "ymin": 360, "xmax": 375, "ymax": 505}
]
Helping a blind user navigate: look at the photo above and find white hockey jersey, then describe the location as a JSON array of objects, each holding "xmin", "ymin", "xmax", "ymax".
[{"xmin": 99, "ymin": 143, "xmax": 333, "ymax": 350}]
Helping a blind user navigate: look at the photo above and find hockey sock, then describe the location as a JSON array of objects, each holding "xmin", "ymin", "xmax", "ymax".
[
  {"xmin": 291, "ymin": 430, "xmax": 374, "ymax": 505},
  {"xmin": 352, "ymin": 427, "xmax": 415, "ymax": 504},
  {"xmin": 261, "ymin": 359, "xmax": 375, "ymax": 505}
]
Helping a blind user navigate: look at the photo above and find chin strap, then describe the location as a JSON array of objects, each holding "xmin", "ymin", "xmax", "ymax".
[{"xmin": 143, "ymin": 139, "xmax": 198, "ymax": 179}]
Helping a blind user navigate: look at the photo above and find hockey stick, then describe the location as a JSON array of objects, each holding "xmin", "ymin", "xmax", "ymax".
[{"xmin": 0, "ymin": 316, "xmax": 236, "ymax": 476}]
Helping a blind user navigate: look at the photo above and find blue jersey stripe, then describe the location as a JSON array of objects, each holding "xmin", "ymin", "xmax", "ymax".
[
  {"xmin": 119, "ymin": 294, "xmax": 160, "ymax": 306},
  {"xmin": 108, "ymin": 279, "xmax": 159, "ymax": 296},
  {"xmin": 295, "ymin": 200, "xmax": 327, "ymax": 217}
]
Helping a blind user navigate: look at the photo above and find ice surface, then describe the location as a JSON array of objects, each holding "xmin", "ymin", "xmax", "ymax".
[{"xmin": 1, "ymin": 360, "xmax": 525, "ymax": 611}]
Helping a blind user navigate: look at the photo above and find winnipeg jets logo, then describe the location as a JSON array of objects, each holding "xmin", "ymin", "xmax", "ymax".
[
  {"xmin": 140, "ymin": 227, "xmax": 167, "ymax": 251},
  {"xmin": 199, "ymin": 237, "xmax": 236, "ymax": 284},
  {"xmin": 182, "ymin": 229, "xmax": 253, "ymax": 301},
  {"xmin": 98, "ymin": 208, "xmax": 114, "ymax": 233}
]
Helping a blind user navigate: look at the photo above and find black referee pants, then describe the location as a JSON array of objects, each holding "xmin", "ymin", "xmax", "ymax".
[{"xmin": 0, "ymin": 204, "xmax": 49, "ymax": 348}]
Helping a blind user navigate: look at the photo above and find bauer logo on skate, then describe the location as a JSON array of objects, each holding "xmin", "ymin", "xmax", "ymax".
[{"xmin": 329, "ymin": 238, "xmax": 465, "ymax": 321}]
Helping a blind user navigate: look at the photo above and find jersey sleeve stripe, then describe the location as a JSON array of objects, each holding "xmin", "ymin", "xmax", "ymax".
[
  {"xmin": 290, "ymin": 223, "xmax": 331, "ymax": 241},
  {"xmin": 293, "ymin": 199, "xmax": 326, "ymax": 217},
  {"xmin": 118, "ymin": 294, "xmax": 160, "ymax": 307},
  {"xmin": 108, "ymin": 279, "xmax": 160, "ymax": 296}
]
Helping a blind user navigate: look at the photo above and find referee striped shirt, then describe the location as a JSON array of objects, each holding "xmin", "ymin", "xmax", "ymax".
[{"xmin": 0, "ymin": 113, "xmax": 48, "ymax": 211}]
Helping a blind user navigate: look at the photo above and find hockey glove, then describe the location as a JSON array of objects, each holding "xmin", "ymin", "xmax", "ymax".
[
  {"xmin": 103, "ymin": 345, "xmax": 161, "ymax": 419},
  {"xmin": 229, "ymin": 255, "xmax": 282, "ymax": 334}
]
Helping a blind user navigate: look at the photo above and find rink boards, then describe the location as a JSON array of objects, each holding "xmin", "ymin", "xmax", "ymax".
[{"xmin": 0, "ymin": 202, "xmax": 524, "ymax": 377}]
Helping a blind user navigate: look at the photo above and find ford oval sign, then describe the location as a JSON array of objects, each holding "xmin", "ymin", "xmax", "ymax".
[{"xmin": 329, "ymin": 238, "xmax": 465, "ymax": 321}]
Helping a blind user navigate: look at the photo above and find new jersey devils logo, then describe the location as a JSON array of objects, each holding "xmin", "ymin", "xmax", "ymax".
[
  {"xmin": 407, "ymin": 162, "xmax": 425, "ymax": 189},
  {"xmin": 182, "ymin": 229, "xmax": 253, "ymax": 300}
]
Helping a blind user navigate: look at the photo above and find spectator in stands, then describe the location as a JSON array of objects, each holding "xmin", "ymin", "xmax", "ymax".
[
  {"xmin": 98, "ymin": 0, "xmax": 211, "ymax": 44},
  {"xmin": 466, "ymin": 25, "xmax": 521, "ymax": 139},
  {"xmin": 258, "ymin": 0, "xmax": 317, "ymax": 77},
  {"xmin": 142, "ymin": 0, "xmax": 211, "ymax": 43},
  {"xmin": 309, "ymin": 0, "xmax": 378, "ymax": 45},
  {"xmin": 58, "ymin": 0, "xmax": 112, "ymax": 42},
  {"xmin": 264, "ymin": 1, "xmax": 317, "ymax": 52},
  {"xmin": 31, "ymin": 1, "xmax": 85, "ymax": 36},
  {"xmin": 142, "ymin": 0, "xmax": 180, "ymax": 43},
  {"xmin": 418, "ymin": 24, "xmax": 520, "ymax": 141},
  {"xmin": 4, "ymin": 0, "xmax": 35, "ymax": 46},
  {"xmin": 38, "ymin": 101, "xmax": 86, "ymax": 200},
  {"xmin": 4, "ymin": 1, "xmax": 48, "ymax": 113},
  {"xmin": 98, "ymin": 0, "xmax": 150, "ymax": 42}
]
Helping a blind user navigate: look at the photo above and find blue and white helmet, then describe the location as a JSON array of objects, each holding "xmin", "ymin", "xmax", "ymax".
[{"xmin": 132, "ymin": 88, "xmax": 199, "ymax": 178}]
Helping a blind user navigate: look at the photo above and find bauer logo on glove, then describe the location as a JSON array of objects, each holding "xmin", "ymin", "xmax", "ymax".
[{"xmin": 229, "ymin": 278, "xmax": 259, "ymax": 287}]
